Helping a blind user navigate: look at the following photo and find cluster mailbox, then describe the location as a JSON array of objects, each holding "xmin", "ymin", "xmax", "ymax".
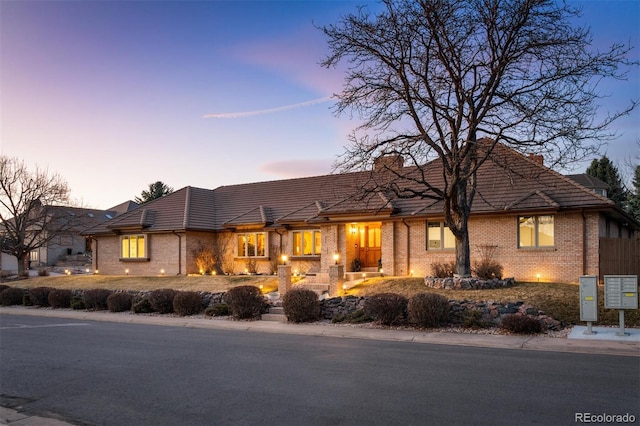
[
  {"xmin": 579, "ymin": 276, "xmax": 598, "ymax": 322},
  {"xmin": 604, "ymin": 275, "xmax": 638, "ymax": 310}
]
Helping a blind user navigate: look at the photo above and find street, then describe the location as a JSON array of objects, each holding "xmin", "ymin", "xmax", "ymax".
[{"xmin": 1, "ymin": 313, "xmax": 638, "ymax": 426}]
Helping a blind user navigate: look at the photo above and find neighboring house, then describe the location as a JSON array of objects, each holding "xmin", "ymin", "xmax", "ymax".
[
  {"xmin": 1, "ymin": 201, "xmax": 138, "ymax": 273},
  {"xmin": 83, "ymin": 144, "xmax": 639, "ymax": 283}
]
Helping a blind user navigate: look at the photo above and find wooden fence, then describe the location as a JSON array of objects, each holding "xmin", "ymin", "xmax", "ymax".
[{"xmin": 599, "ymin": 237, "xmax": 640, "ymax": 280}]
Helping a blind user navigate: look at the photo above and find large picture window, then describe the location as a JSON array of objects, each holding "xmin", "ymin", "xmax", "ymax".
[
  {"xmin": 237, "ymin": 232, "xmax": 266, "ymax": 257},
  {"xmin": 518, "ymin": 215, "xmax": 554, "ymax": 248},
  {"xmin": 427, "ymin": 222, "xmax": 455, "ymax": 250},
  {"xmin": 292, "ymin": 230, "xmax": 321, "ymax": 256},
  {"xmin": 121, "ymin": 235, "xmax": 147, "ymax": 259}
]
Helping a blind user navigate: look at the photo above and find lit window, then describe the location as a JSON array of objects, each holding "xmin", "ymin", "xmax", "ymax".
[
  {"xmin": 292, "ymin": 230, "xmax": 321, "ymax": 256},
  {"xmin": 518, "ymin": 215, "xmax": 554, "ymax": 248},
  {"xmin": 30, "ymin": 250, "xmax": 39, "ymax": 262},
  {"xmin": 427, "ymin": 222, "xmax": 455, "ymax": 250},
  {"xmin": 237, "ymin": 232, "xmax": 267, "ymax": 257},
  {"xmin": 121, "ymin": 235, "xmax": 147, "ymax": 259}
]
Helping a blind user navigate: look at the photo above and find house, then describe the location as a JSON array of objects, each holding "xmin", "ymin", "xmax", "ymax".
[
  {"xmin": 82, "ymin": 144, "xmax": 639, "ymax": 284},
  {"xmin": 1, "ymin": 201, "xmax": 138, "ymax": 273}
]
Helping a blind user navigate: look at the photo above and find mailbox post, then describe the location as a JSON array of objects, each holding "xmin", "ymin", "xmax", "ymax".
[
  {"xmin": 579, "ymin": 276, "xmax": 598, "ymax": 335},
  {"xmin": 604, "ymin": 275, "xmax": 638, "ymax": 337}
]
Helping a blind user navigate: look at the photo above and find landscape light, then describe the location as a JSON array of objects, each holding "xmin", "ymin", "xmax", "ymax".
[
  {"xmin": 333, "ymin": 253, "xmax": 340, "ymax": 265},
  {"xmin": 281, "ymin": 254, "xmax": 288, "ymax": 265}
]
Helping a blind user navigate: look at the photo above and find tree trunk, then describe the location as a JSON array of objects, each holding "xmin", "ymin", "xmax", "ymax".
[
  {"xmin": 454, "ymin": 226, "xmax": 471, "ymax": 277},
  {"xmin": 16, "ymin": 252, "xmax": 27, "ymax": 276},
  {"xmin": 445, "ymin": 173, "xmax": 473, "ymax": 277}
]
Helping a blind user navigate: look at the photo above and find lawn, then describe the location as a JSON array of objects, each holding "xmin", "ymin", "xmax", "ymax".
[{"xmin": 3, "ymin": 274, "xmax": 638, "ymax": 327}]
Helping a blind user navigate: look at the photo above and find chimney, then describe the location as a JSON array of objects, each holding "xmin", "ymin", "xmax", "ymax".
[
  {"xmin": 374, "ymin": 154, "xmax": 404, "ymax": 171},
  {"xmin": 528, "ymin": 154, "xmax": 544, "ymax": 165}
]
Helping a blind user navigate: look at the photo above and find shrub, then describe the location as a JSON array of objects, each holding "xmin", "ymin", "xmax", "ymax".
[
  {"xmin": 107, "ymin": 292, "xmax": 133, "ymax": 313},
  {"xmin": 501, "ymin": 314, "xmax": 542, "ymax": 334},
  {"xmin": 473, "ymin": 244, "xmax": 504, "ymax": 279},
  {"xmin": 83, "ymin": 289, "xmax": 113, "ymax": 311},
  {"xmin": 205, "ymin": 303, "xmax": 230, "ymax": 317},
  {"xmin": 0, "ymin": 287, "xmax": 25, "ymax": 306},
  {"xmin": 223, "ymin": 285, "xmax": 266, "ymax": 320},
  {"xmin": 149, "ymin": 289, "xmax": 177, "ymax": 314},
  {"xmin": 430, "ymin": 261, "xmax": 456, "ymax": 278},
  {"xmin": 473, "ymin": 260, "xmax": 504, "ymax": 280},
  {"xmin": 133, "ymin": 296, "xmax": 153, "ymax": 314},
  {"xmin": 173, "ymin": 291, "xmax": 203, "ymax": 316},
  {"xmin": 364, "ymin": 293, "xmax": 408, "ymax": 326},
  {"xmin": 0, "ymin": 284, "xmax": 9, "ymax": 293},
  {"xmin": 282, "ymin": 288, "xmax": 320, "ymax": 323},
  {"xmin": 461, "ymin": 310, "xmax": 491, "ymax": 329},
  {"xmin": 29, "ymin": 287, "xmax": 53, "ymax": 307},
  {"xmin": 408, "ymin": 293, "xmax": 450, "ymax": 328},
  {"xmin": 70, "ymin": 296, "xmax": 85, "ymax": 310},
  {"xmin": 48, "ymin": 289, "xmax": 72, "ymax": 309}
]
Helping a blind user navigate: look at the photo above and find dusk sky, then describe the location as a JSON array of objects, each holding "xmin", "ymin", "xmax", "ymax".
[{"xmin": 1, "ymin": 0, "xmax": 639, "ymax": 210}]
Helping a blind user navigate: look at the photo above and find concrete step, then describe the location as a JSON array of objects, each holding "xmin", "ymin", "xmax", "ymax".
[
  {"xmin": 345, "ymin": 271, "xmax": 383, "ymax": 281},
  {"xmin": 262, "ymin": 306, "xmax": 286, "ymax": 322}
]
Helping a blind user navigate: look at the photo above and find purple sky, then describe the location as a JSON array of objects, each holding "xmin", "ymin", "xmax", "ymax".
[{"xmin": 1, "ymin": 1, "xmax": 638, "ymax": 210}]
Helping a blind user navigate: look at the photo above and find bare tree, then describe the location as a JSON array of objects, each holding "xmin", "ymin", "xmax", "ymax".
[
  {"xmin": 0, "ymin": 156, "xmax": 71, "ymax": 275},
  {"xmin": 321, "ymin": 0, "xmax": 637, "ymax": 276}
]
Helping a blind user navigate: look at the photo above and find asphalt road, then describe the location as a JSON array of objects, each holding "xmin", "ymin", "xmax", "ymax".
[{"xmin": 1, "ymin": 313, "xmax": 638, "ymax": 426}]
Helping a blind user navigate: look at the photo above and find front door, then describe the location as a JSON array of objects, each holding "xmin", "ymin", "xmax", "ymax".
[{"xmin": 358, "ymin": 224, "xmax": 381, "ymax": 269}]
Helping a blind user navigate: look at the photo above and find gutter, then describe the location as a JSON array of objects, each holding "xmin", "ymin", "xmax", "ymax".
[
  {"xmin": 581, "ymin": 209, "xmax": 588, "ymax": 276},
  {"xmin": 401, "ymin": 219, "xmax": 410, "ymax": 276},
  {"xmin": 172, "ymin": 231, "xmax": 182, "ymax": 275}
]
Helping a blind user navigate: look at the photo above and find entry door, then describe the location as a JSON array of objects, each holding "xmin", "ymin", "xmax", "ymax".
[{"xmin": 359, "ymin": 225, "xmax": 381, "ymax": 268}]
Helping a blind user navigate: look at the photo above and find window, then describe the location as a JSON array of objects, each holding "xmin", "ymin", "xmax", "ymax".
[
  {"xmin": 30, "ymin": 250, "xmax": 39, "ymax": 262},
  {"xmin": 518, "ymin": 215, "xmax": 554, "ymax": 248},
  {"xmin": 427, "ymin": 222, "xmax": 455, "ymax": 250},
  {"xmin": 292, "ymin": 230, "xmax": 321, "ymax": 256},
  {"xmin": 121, "ymin": 235, "xmax": 147, "ymax": 259},
  {"xmin": 237, "ymin": 232, "xmax": 266, "ymax": 257}
]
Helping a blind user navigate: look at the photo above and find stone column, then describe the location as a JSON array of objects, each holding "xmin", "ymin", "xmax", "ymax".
[
  {"xmin": 329, "ymin": 264, "xmax": 345, "ymax": 297},
  {"xmin": 278, "ymin": 265, "xmax": 292, "ymax": 297}
]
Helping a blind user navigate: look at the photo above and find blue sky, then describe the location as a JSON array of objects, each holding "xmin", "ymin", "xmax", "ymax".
[{"xmin": 1, "ymin": 0, "xmax": 638, "ymax": 209}]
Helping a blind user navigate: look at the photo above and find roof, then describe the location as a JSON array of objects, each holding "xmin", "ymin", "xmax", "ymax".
[
  {"xmin": 566, "ymin": 174, "xmax": 609, "ymax": 191},
  {"xmin": 83, "ymin": 144, "xmax": 638, "ymax": 236}
]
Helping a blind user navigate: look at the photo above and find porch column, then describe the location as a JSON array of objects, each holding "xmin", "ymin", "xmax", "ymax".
[
  {"xmin": 278, "ymin": 265, "xmax": 292, "ymax": 296},
  {"xmin": 328, "ymin": 264, "xmax": 345, "ymax": 297}
]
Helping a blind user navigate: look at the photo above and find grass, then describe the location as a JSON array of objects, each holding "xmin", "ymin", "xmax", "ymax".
[{"xmin": 3, "ymin": 274, "xmax": 637, "ymax": 327}]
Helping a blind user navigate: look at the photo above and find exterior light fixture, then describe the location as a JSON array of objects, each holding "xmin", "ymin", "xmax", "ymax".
[
  {"xmin": 160, "ymin": 269, "xmax": 165, "ymax": 275},
  {"xmin": 94, "ymin": 270, "xmax": 99, "ymax": 275},
  {"xmin": 537, "ymin": 274, "xmax": 541, "ymax": 282},
  {"xmin": 85, "ymin": 268, "xmax": 90, "ymax": 274},
  {"xmin": 362, "ymin": 272, "xmax": 366, "ymax": 279},
  {"xmin": 259, "ymin": 284, "xmax": 264, "ymax": 292},
  {"xmin": 281, "ymin": 254, "xmax": 288, "ymax": 265},
  {"xmin": 200, "ymin": 269, "xmax": 204, "ymax": 275},
  {"xmin": 333, "ymin": 253, "xmax": 340, "ymax": 265},
  {"xmin": 410, "ymin": 269, "xmax": 414, "ymax": 277},
  {"xmin": 125, "ymin": 268, "xmax": 129, "ymax": 275},
  {"xmin": 342, "ymin": 284, "xmax": 347, "ymax": 294},
  {"xmin": 379, "ymin": 268, "xmax": 384, "ymax": 276},
  {"xmin": 350, "ymin": 224, "xmax": 358, "ymax": 235}
]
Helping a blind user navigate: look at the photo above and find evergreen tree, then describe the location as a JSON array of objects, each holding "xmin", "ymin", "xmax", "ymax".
[
  {"xmin": 135, "ymin": 181, "xmax": 174, "ymax": 204},
  {"xmin": 586, "ymin": 156, "xmax": 627, "ymax": 208},
  {"xmin": 627, "ymin": 164, "xmax": 640, "ymax": 222}
]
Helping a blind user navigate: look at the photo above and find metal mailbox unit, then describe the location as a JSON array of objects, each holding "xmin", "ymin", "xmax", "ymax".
[
  {"xmin": 579, "ymin": 276, "xmax": 598, "ymax": 334},
  {"xmin": 604, "ymin": 275, "xmax": 638, "ymax": 336}
]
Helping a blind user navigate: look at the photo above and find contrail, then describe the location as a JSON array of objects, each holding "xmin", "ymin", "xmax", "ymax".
[{"xmin": 203, "ymin": 97, "xmax": 332, "ymax": 119}]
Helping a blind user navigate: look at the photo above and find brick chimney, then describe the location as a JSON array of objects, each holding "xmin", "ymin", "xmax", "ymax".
[
  {"xmin": 528, "ymin": 154, "xmax": 544, "ymax": 165},
  {"xmin": 374, "ymin": 154, "xmax": 404, "ymax": 171}
]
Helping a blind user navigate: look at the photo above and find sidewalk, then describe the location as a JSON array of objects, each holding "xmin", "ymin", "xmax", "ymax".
[{"xmin": 1, "ymin": 307, "xmax": 638, "ymax": 426}]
